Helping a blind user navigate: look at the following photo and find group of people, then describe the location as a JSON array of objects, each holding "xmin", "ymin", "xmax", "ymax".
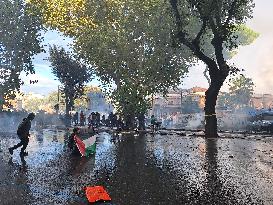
[
  {"xmin": 7, "ymin": 111, "xmax": 99, "ymax": 158},
  {"xmin": 7, "ymin": 112, "xmax": 163, "ymax": 157},
  {"xmin": 73, "ymin": 111, "xmax": 102, "ymax": 127},
  {"xmin": 72, "ymin": 111, "xmax": 125, "ymax": 130}
]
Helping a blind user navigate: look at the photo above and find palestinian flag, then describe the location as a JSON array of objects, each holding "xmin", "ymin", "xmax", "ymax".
[{"xmin": 74, "ymin": 134, "xmax": 97, "ymax": 157}]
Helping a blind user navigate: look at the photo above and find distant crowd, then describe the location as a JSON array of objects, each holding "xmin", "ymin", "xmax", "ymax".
[{"xmin": 72, "ymin": 111, "xmax": 125, "ymax": 130}]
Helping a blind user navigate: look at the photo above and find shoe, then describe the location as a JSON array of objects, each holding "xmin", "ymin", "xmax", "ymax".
[
  {"xmin": 20, "ymin": 152, "xmax": 28, "ymax": 157},
  {"xmin": 8, "ymin": 148, "xmax": 13, "ymax": 155}
]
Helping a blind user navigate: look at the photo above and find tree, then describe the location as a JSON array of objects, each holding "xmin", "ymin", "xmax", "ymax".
[
  {"xmin": 26, "ymin": 0, "xmax": 96, "ymax": 36},
  {"xmin": 0, "ymin": 0, "xmax": 43, "ymax": 110},
  {"xmin": 229, "ymin": 74, "xmax": 254, "ymax": 108},
  {"xmin": 29, "ymin": 0, "xmax": 191, "ymax": 129},
  {"xmin": 217, "ymin": 92, "xmax": 232, "ymax": 109},
  {"xmin": 73, "ymin": 86, "xmax": 99, "ymax": 111},
  {"xmin": 76, "ymin": 2, "xmax": 191, "ymax": 128},
  {"xmin": 169, "ymin": 0, "xmax": 255, "ymax": 137},
  {"xmin": 28, "ymin": 0, "xmax": 257, "ymax": 133},
  {"xmin": 21, "ymin": 93, "xmax": 44, "ymax": 113},
  {"xmin": 203, "ymin": 25, "xmax": 259, "ymax": 85},
  {"xmin": 43, "ymin": 91, "xmax": 66, "ymax": 113},
  {"xmin": 48, "ymin": 45, "xmax": 93, "ymax": 121}
]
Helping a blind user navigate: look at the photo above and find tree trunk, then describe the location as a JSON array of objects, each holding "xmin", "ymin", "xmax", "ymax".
[
  {"xmin": 65, "ymin": 96, "xmax": 73, "ymax": 127},
  {"xmin": 204, "ymin": 79, "xmax": 225, "ymax": 138},
  {"xmin": 0, "ymin": 95, "xmax": 5, "ymax": 111},
  {"xmin": 124, "ymin": 114, "xmax": 135, "ymax": 130},
  {"xmin": 0, "ymin": 103, "xmax": 3, "ymax": 112},
  {"xmin": 138, "ymin": 113, "xmax": 145, "ymax": 130}
]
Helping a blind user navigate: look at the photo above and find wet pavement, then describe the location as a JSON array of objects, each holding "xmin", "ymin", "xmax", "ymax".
[{"xmin": 1, "ymin": 129, "xmax": 273, "ymax": 205}]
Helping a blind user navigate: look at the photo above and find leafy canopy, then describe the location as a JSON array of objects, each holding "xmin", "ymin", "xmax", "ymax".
[
  {"xmin": 0, "ymin": 0, "xmax": 43, "ymax": 108},
  {"xmin": 29, "ymin": 0, "xmax": 192, "ymax": 119},
  {"xmin": 229, "ymin": 74, "xmax": 254, "ymax": 107},
  {"xmin": 48, "ymin": 45, "xmax": 93, "ymax": 114}
]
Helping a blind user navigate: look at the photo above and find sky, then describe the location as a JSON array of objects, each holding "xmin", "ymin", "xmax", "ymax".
[{"xmin": 21, "ymin": 0, "xmax": 273, "ymax": 95}]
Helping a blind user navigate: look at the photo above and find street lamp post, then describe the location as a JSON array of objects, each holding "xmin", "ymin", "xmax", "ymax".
[
  {"xmin": 180, "ymin": 89, "xmax": 183, "ymax": 114},
  {"xmin": 54, "ymin": 85, "xmax": 61, "ymax": 114},
  {"xmin": 57, "ymin": 85, "xmax": 60, "ymax": 103}
]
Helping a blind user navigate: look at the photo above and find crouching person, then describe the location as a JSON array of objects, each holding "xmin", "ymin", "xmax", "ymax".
[{"xmin": 68, "ymin": 127, "xmax": 81, "ymax": 155}]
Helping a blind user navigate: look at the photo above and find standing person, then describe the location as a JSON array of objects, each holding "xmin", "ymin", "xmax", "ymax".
[
  {"xmin": 117, "ymin": 117, "xmax": 124, "ymax": 131},
  {"xmin": 91, "ymin": 112, "xmax": 96, "ymax": 127},
  {"xmin": 9, "ymin": 113, "xmax": 35, "ymax": 157},
  {"xmin": 96, "ymin": 112, "xmax": 101, "ymax": 127},
  {"xmin": 101, "ymin": 115, "xmax": 106, "ymax": 126},
  {"xmin": 150, "ymin": 115, "xmax": 157, "ymax": 132},
  {"xmin": 80, "ymin": 111, "xmax": 85, "ymax": 126},
  {"xmin": 108, "ymin": 112, "xmax": 114, "ymax": 127},
  {"xmin": 87, "ymin": 114, "xmax": 92, "ymax": 126},
  {"xmin": 74, "ymin": 112, "xmax": 79, "ymax": 125},
  {"xmin": 112, "ymin": 113, "xmax": 118, "ymax": 128}
]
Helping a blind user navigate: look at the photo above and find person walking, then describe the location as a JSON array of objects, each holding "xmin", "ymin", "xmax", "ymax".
[{"xmin": 8, "ymin": 113, "xmax": 35, "ymax": 157}]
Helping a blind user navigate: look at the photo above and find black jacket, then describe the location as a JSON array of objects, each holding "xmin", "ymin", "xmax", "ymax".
[{"xmin": 17, "ymin": 118, "xmax": 31, "ymax": 137}]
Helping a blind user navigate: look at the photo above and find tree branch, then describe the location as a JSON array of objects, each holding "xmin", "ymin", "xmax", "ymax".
[
  {"xmin": 209, "ymin": 16, "xmax": 226, "ymax": 68},
  {"xmin": 224, "ymin": 0, "xmax": 237, "ymax": 28},
  {"xmin": 214, "ymin": 0, "xmax": 223, "ymax": 28},
  {"xmin": 192, "ymin": 19, "xmax": 207, "ymax": 46},
  {"xmin": 169, "ymin": 0, "xmax": 218, "ymax": 70}
]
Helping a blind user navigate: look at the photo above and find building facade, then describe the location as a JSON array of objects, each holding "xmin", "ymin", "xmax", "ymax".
[{"xmin": 151, "ymin": 87, "xmax": 207, "ymax": 118}]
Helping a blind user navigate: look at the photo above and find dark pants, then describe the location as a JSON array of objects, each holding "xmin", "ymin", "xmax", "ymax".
[{"xmin": 10, "ymin": 136, "xmax": 29, "ymax": 154}]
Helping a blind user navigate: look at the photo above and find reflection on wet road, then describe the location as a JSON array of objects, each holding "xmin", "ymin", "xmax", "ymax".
[{"xmin": 1, "ymin": 130, "xmax": 273, "ymax": 205}]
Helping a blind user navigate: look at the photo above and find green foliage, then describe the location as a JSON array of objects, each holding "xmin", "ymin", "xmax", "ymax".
[
  {"xmin": 229, "ymin": 74, "xmax": 254, "ymax": 108},
  {"xmin": 48, "ymin": 45, "xmax": 93, "ymax": 114},
  {"xmin": 27, "ymin": 0, "xmax": 96, "ymax": 37},
  {"xmin": 217, "ymin": 75, "xmax": 254, "ymax": 109},
  {"xmin": 226, "ymin": 24, "xmax": 259, "ymax": 58},
  {"xmin": 22, "ymin": 95, "xmax": 44, "ymax": 113},
  {"xmin": 43, "ymin": 91, "xmax": 65, "ymax": 113},
  {"xmin": 112, "ymin": 84, "xmax": 152, "ymax": 118},
  {"xmin": 28, "ymin": 0, "xmax": 191, "ymax": 122},
  {"xmin": 75, "ymin": 1, "xmax": 191, "ymax": 120},
  {"xmin": 73, "ymin": 86, "xmax": 95, "ymax": 111},
  {"xmin": 0, "ymin": 0, "xmax": 43, "ymax": 109},
  {"xmin": 169, "ymin": 0, "xmax": 256, "ymax": 61},
  {"xmin": 169, "ymin": 0, "xmax": 256, "ymax": 136},
  {"xmin": 217, "ymin": 92, "xmax": 233, "ymax": 109}
]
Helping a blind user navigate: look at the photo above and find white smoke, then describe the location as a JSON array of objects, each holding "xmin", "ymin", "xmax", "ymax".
[{"xmin": 184, "ymin": 113, "xmax": 204, "ymax": 130}]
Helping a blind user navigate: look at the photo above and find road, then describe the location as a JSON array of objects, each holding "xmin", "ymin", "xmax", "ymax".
[{"xmin": 0, "ymin": 129, "xmax": 273, "ymax": 205}]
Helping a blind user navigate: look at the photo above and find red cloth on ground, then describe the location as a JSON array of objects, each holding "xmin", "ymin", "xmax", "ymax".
[{"xmin": 85, "ymin": 186, "xmax": 112, "ymax": 203}]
